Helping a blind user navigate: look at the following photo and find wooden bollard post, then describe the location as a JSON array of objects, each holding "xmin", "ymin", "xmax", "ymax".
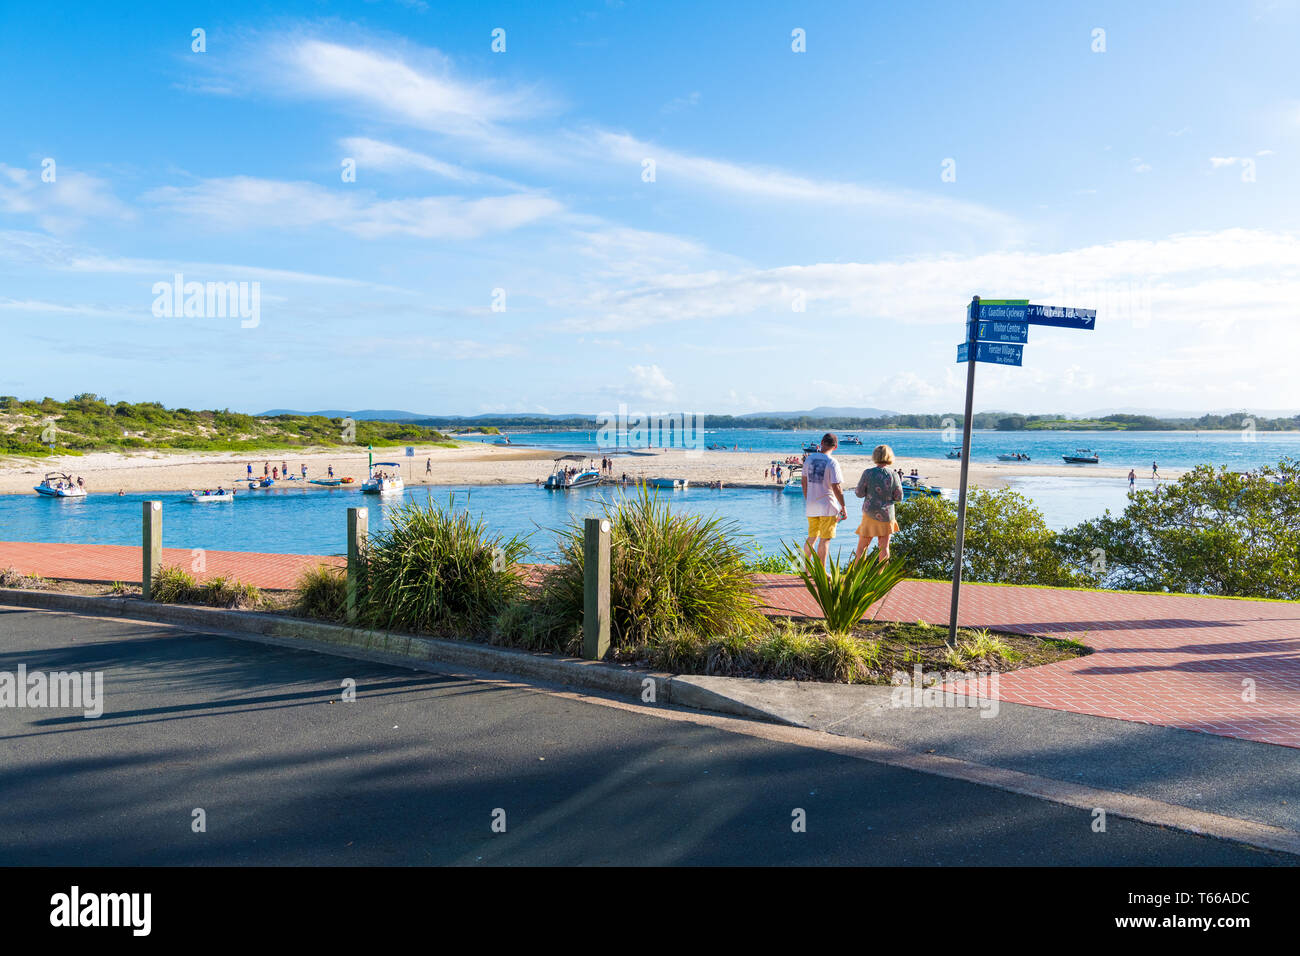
[
  {"xmin": 347, "ymin": 507, "xmax": 368, "ymax": 623},
  {"xmin": 583, "ymin": 517, "xmax": 611, "ymax": 660},
  {"xmin": 142, "ymin": 500, "xmax": 162, "ymax": 600}
]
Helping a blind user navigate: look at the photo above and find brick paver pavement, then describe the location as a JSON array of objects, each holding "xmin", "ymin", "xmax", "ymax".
[{"xmin": 3, "ymin": 542, "xmax": 1297, "ymax": 747}]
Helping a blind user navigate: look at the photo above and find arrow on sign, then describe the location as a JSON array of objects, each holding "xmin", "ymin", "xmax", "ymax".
[{"xmin": 1024, "ymin": 304, "xmax": 1096, "ymax": 329}]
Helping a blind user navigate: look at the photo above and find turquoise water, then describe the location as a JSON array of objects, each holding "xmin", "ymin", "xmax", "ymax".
[
  {"xmin": 471, "ymin": 427, "xmax": 1300, "ymax": 472},
  {"xmin": 0, "ymin": 484, "xmax": 824, "ymax": 562}
]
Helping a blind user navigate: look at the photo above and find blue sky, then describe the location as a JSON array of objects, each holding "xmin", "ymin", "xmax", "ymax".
[{"xmin": 2, "ymin": 0, "xmax": 1298, "ymax": 416}]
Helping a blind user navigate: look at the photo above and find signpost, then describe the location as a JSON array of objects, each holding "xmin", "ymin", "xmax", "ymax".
[{"xmin": 947, "ymin": 295, "xmax": 1096, "ymax": 648}]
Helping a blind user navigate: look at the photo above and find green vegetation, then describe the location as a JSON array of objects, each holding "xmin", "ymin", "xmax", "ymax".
[
  {"xmin": 1057, "ymin": 460, "xmax": 1300, "ymax": 600},
  {"xmin": 742, "ymin": 549, "xmax": 797, "ymax": 574},
  {"xmin": 0, "ymin": 567, "xmax": 50, "ymax": 589},
  {"xmin": 784, "ymin": 546, "xmax": 908, "ymax": 635},
  {"xmin": 893, "ymin": 489, "xmax": 1079, "ymax": 587},
  {"xmin": 509, "ymin": 487, "xmax": 766, "ymax": 654},
  {"xmin": 360, "ymin": 497, "xmax": 529, "ymax": 635},
  {"xmin": 148, "ymin": 565, "xmax": 264, "ymax": 609},
  {"xmin": 294, "ymin": 564, "xmax": 348, "ymax": 622},
  {"xmin": 0, "ymin": 394, "xmax": 452, "ymax": 456}
]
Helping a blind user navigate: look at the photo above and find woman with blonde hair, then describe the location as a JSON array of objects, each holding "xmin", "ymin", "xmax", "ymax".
[{"xmin": 853, "ymin": 444, "xmax": 904, "ymax": 562}]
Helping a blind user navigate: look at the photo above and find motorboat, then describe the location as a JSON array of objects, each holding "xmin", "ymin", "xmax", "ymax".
[
  {"xmin": 946, "ymin": 447, "xmax": 962, "ymax": 460},
  {"xmin": 1062, "ymin": 449, "xmax": 1100, "ymax": 464},
  {"xmin": 647, "ymin": 477, "xmax": 688, "ymax": 489},
  {"xmin": 543, "ymin": 455, "xmax": 603, "ymax": 490},
  {"xmin": 186, "ymin": 489, "xmax": 234, "ymax": 503},
  {"xmin": 901, "ymin": 475, "xmax": 943, "ymax": 499},
  {"xmin": 243, "ymin": 477, "xmax": 275, "ymax": 490},
  {"xmin": 996, "ymin": 453, "xmax": 1031, "ymax": 462},
  {"xmin": 783, "ymin": 463, "xmax": 803, "ymax": 496},
  {"xmin": 361, "ymin": 462, "xmax": 405, "ymax": 495},
  {"xmin": 706, "ymin": 443, "xmax": 728, "ymax": 451},
  {"xmin": 34, "ymin": 472, "xmax": 86, "ymax": 497},
  {"xmin": 801, "ymin": 441, "xmax": 821, "ymax": 454},
  {"xmin": 841, "ymin": 434, "xmax": 864, "ymax": 445}
]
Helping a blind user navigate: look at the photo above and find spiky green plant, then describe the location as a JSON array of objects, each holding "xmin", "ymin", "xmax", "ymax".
[
  {"xmin": 783, "ymin": 544, "xmax": 908, "ymax": 635},
  {"xmin": 150, "ymin": 565, "xmax": 198, "ymax": 603},
  {"xmin": 294, "ymin": 564, "xmax": 348, "ymax": 621},
  {"xmin": 536, "ymin": 486, "xmax": 765, "ymax": 652},
  {"xmin": 361, "ymin": 497, "xmax": 529, "ymax": 635}
]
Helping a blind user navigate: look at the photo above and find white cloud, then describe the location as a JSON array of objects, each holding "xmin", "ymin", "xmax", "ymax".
[
  {"xmin": 0, "ymin": 163, "xmax": 131, "ymax": 231},
  {"xmin": 627, "ymin": 364, "xmax": 676, "ymax": 403},
  {"xmin": 339, "ymin": 137, "xmax": 524, "ymax": 189},
  {"xmin": 587, "ymin": 131, "xmax": 1017, "ymax": 229},
  {"xmin": 144, "ymin": 177, "xmax": 562, "ymax": 240}
]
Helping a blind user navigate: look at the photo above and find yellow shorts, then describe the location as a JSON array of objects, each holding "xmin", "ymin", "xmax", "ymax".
[
  {"xmin": 807, "ymin": 515, "xmax": 839, "ymax": 539},
  {"xmin": 856, "ymin": 516, "xmax": 899, "ymax": 537}
]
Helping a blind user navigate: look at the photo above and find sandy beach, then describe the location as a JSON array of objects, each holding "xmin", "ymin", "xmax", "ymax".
[{"xmin": 0, "ymin": 442, "xmax": 1181, "ymax": 496}]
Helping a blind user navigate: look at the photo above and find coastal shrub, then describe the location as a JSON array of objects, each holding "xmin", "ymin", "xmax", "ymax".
[
  {"xmin": 294, "ymin": 564, "xmax": 348, "ymax": 622},
  {"xmin": 0, "ymin": 567, "xmax": 49, "ymax": 589},
  {"xmin": 743, "ymin": 549, "xmax": 797, "ymax": 574},
  {"xmin": 1055, "ymin": 460, "xmax": 1300, "ymax": 599},
  {"xmin": 783, "ymin": 545, "xmax": 908, "ymax": 635},
  {"xmin": 892, "ymin": 489, "xmax": 1079, "ymax": 587},
  {"xmin": 149, "ymin": 566, "xmax": 197, "ymax": 603},
  {"xmin": 534, "ymin": 486, "xmax": 765, "ymax": 653},
  {"xmin": 148, "ymin": 566, "xmax": 263, "ymax": 608},
  {"xmin": 361, "ymin": 498, "xmax": 529, "ymax": 636}
]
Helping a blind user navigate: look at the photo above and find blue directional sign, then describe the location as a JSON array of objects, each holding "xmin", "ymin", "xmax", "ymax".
[
  {"xmin": 976, "ymin": 319, "xmax": 1029, "ymax": 344},
  {"xmin": 957, "ymin": 341, "xmax": 1023, "ymax": 366},
  {"xmin": 1024, "ymin": 304, "xmax": 1096, "ymax": 329}
]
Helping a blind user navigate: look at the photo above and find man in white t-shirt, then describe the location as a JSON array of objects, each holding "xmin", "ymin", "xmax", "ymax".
[{"xmin": 802, "ymin": 433, "xmax": 847, "ymax": 563}]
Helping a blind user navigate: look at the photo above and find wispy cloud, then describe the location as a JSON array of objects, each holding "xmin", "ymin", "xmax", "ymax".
[
  {"xmin": 0, "ymin": 163, "xmax": 131, "ymax": 231},
  {"xmin": 144, "ymin": 176, "xmax": 562, "ymax": 240}
]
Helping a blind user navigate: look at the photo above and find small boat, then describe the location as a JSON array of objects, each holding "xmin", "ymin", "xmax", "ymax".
[
  {"xmin": 783, "ymin": 464, "xmax": 803, "ymax": 496},
  {"xmin": 34, "ymin": 472, "xmax": 86, "ymax": 497},
  {"xmin": 1063, "ymin": 449, "xmax": 1100, "ymax": 464},
  {"xmin": 946, "ymin": 447, "xmax": 962, "ymax": 460},
  {"xmin": 185, "ymin": 489, "xmax": 234, "ymax": 503},
  {"xmin": 543, "ymin": 455, "xmax": 603, "ymax": 490},
  {"xmin": 706, "ymin": 443, "xmax": 728, "ymax": 451},
  {"xmin": 361, "ymin": 462, "xmax": 405, "ymax": 495},
  {"xmin": 801, "ymin": 441, "xmax": 821, "ymax": 454},
  {"xmin": 647, "ymin": 478, "xmax": 688, "ymax": 489},
  {"xmin": 901, "ymin": 475, "xmax": 943, "ymax": 499},
  {"xmin": 243, "ymin": 477, "xmax": 275, "ymax": 490},
  {"xmin": 996, "ymin": 453, "xmax": 1031, "ymax": 462},
  {"xmin": 339, "ymin": 476, "xmax": 354, "ymax": 484},
  {"xmin": 841, "ymin": 434, "xmax": 864, "ymax": 445},
  {"xmin": 309, "ymin": 478, "xmax": 344, "ymax": 487}
]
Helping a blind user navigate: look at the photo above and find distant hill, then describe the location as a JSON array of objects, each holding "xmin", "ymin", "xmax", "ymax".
[
  {"xmin": 260, "ymin": 408, "xmax": 428, "ymax": 421},
  {"xmin": 739, "ymin": 406, "xmax": 897, "ymax": 420}
]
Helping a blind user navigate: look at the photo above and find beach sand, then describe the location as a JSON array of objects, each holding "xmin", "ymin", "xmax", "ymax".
[{"xmin": 0, "ymin": 443, "xmax": 1181, "ymax": 496}]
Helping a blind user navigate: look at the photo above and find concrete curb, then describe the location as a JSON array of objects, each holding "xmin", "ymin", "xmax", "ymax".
[{"xmin": 0, "ymin": 588, "xmax": 787, "ymax": 724}]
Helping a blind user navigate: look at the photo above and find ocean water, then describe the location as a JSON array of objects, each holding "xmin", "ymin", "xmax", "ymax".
[
  {"xmin": 0, "ymin": 474, "xmax": 1159, "ymax": 562},
  {"xmin": 468, "ymin": 427, "xmax": 1300, "ymax": 472}
]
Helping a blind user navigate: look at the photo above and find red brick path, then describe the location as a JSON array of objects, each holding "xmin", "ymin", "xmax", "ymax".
[{"xmin": 3, "ymin": 542, "xmax": 1297, "ymax": 748}]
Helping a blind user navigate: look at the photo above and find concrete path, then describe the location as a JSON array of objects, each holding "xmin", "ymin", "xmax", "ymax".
[{"xmin": 3, "ymin": 540, "xmax": 1298, "ymax": 749}]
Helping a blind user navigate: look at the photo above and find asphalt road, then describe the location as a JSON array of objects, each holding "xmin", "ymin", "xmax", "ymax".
[{"xmin": 0, "ymin": 606, "xmax": 1289, "ymax": 866}]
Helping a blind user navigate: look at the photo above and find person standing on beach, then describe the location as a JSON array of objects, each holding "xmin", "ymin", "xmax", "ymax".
[
  {"xmin": 853, "ymin": 445, "xmax": 903, "ymax": 562},
  {"xmin": 1152, "ymin": 461, "xmax": 1160, "ymax": 482},
  {"xmin": 801, "ymin": 433, "xmax": 846, "ymax": 564},
  {"xmin": 426, "ymin": 457, "xmax": 432, "ymax": 475},
  {"xmin": 1128, "ymin": 469, "xmax": 1137, "ymax": 492},
  {"xmin": 246, "ymin": 464, "xmax": 252, "ymax": 479}
]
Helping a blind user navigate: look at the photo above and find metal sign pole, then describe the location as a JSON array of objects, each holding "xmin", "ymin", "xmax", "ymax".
[{"xmin": 948, "ymin": 295, "xmax": 980, "ymax": 648}]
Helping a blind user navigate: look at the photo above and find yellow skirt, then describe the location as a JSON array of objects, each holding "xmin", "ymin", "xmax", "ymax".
[{"xmin": 856, "ymin": 516, "xmax": 899, "ymax": 538}]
